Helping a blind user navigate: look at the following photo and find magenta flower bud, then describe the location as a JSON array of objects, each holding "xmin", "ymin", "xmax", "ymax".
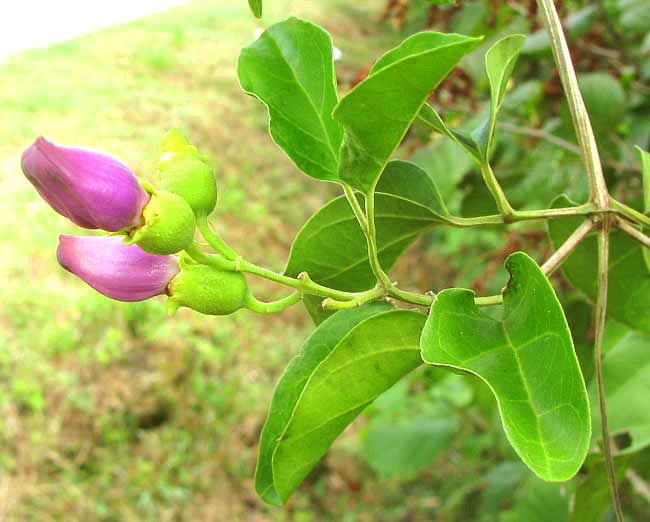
[
  {"xmin": 57, "ymin": 235, "xmax": 179, "ymax": 302},
  {"xmin": 21, "ymin": 137, "xmax": 150, "ymax": 232}
]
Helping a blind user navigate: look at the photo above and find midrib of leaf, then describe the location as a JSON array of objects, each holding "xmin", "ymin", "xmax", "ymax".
[
  {"xmin": 336, "ymin": 36, "xmax": 481, "ymax": 191},
  {"xmin": 369, "ymin": 42, "xmax": 468, "ymax": 173},
  {"xmin": 501, "ymin": 324, "xmax": 551, "ymax": 475},
  {"xmin": 286, "ymin": 195, "xmax": 440, "ymax": 284},
  {"xmin": 303, "ymin": 211, "xmax": 439, "ymax": 240},
  {"xmin": 273, "ymin": 345, "xmax": 420, "ymax": 476},
  {"xmin": 298, "ymin": 194, "xmax": 443, "ymax": 243},
  {"xmin": 432, "ymin": 306, "xmax": 553, "ymax": 474},
  {"xmin": 303, "ymin": 346, "xmax": 420, "ymax": 398},
  {"xmin": 432, "ymin": 298, "xmax": 588, "ymax": 474},
  {"xmin": 274, "ymin": 402, "xmax": 369, "ymax": 493},
  {"xmin": 265, "ymin": 31, "xmax": 339, "ymax": 165},
  {"xmin": 311, "ymin": 226, "xmax": 435, "ymax": 285}
]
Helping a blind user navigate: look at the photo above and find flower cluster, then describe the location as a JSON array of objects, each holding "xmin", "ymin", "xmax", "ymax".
[{"xmin": 21, "ymin": 132, "xmax": 245, "ymax": 314}]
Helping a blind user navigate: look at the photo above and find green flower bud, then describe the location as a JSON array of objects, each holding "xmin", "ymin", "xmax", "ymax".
[
  {"xmin": 167, "ymin": 259, "xmax": 249, "ymax": 315},
  {"xmin": 159, "ymin": 129, "xmax": 191, "ymax": 156},
  {"xmin": 156, "ymin": 145, "xmax": 217, "ymax": 216},
  {"xmin": 128, "ymin": 187, "xmax": 196, "ymax": 255}
]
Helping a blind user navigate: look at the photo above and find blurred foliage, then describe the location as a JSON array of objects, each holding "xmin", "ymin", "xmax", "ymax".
[{"xmin": 0, "ymin": 0, "xmax": 648, "ymax": 521}]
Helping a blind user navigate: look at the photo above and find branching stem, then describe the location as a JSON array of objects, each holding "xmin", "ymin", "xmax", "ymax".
[
  {"xmin": 536, "ymin": 0, "xmax": 609, "ymax": 209},
  {"xmin": 610, "ymin": 198, "xmax": 650, "ymax": 228},
  {"xmin": 541, "ymin": 218, "xmax": 594, "ymax": 276},
  {"xmin": 184, "ymin": 242, "xmax": 389, "ymax": 304},
  {"xmin": 363, "ymin": 188, "xmax": 394, "ymax": 290},
  {"xmin": 617, "ymin": 219, "xmax": 650, "ymax": 250},
  {"xmin": 343, "ymin": 185, "xmax": 368, "ymax": 231}
]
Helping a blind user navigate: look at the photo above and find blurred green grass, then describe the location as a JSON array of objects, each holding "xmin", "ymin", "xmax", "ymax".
[{"xmin": 0, "ymin": 1, "xmax": 419, "ymax": 520}]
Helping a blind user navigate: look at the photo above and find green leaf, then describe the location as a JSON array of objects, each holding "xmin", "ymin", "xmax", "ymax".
[
  {"xmin": 638, "ymin": 146, "xmax": 650, "ymax": 213},
  {"xmin": 255, "ymin": 302, "xmax": 391, "ymax": 504},
  {"xmin": 548, "ymin": 195, "xmax": 650, "ymax": 333},
  {"xmin": 472, "ymin": 34, "xmax": 526, "ymax": 161},
  {"xmin": 479, "ymin": 462, "xmax": 529, "ymax": 517},
  {"xmin": 362, "ymin": 412, "xmax": 457, "ymax": 478},
  {"xmin": 333, "ymin": 31, "xmax": 482, "ymax": 192},
  {"xmin": 238, "ymin": 17, "xmax": 343, "ymax": 181},
  {"xmin": 501, "ymin": 478, "xmax": 569, "ymax": 522},
  {"xmin": 421, "ymin": 252, "xmax": 591, "ymax": 481},
  {"xmin": 410, "ymin": 138, "xmax": 475, "ymax": 212},
  {"xmin": 375, "ymin": 160, "xmax": 448, "ymax": 215},
  {"xmin": 285, "ymin": 161, "xmax": 448, "ymax": 292},
  {"xmin": 417, "ymin": 103, "xmax": 482, "ymax": 161},
  {"xmin": 576, "ymin": 73, "xmax": 625, "ymax": 132},
  {"xmin": 570, "ymin": 454, "xmax": 631, "ymax": 522},
  {"xmin": 619, "ymin": 0, "xmax": 650, "ymax": 36},
  {"xmin": 302, "ymin": 294, "xmax": 335, "ymax": 325},
  {"xmin": 271, "ymin": 309, "xmax": 426, "ymax": 503},
  {"xmin": 247, "ymin": 0, "xmax": 262, "ymax": 18},
  {"xmin": 589, "ymin": 323, "xmax": 650, "ymax": 454}
]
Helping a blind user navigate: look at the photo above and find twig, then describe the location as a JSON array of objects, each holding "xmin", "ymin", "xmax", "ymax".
[
  {"xmin": 617, "ymin": 219, "xmax": 650, "ymax": 250},
  {"xmin": 626, "ymin": 469, "xmax": 650, "ymax": 505},
  {"xmin": 536, "ymin": 0, "xmax": 609, "ymax": 208},
  {"xmin": 498, "ymin": 122, "xmax": 639, "ymax": 174},
  {"xmin": 594, "ymin": 223, "xmax": 625, "ymax": 522},
  {"xmin": 499, "ymin": 121, "xmax": 582, "ymax": 155},
  {"xmin": 541, "ymin": 218, "xmax": 594, "ymax": 275}
]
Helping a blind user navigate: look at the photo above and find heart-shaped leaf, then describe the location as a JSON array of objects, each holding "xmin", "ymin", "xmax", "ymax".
[
  {"xmin": 548, "ymin": 195, "xmax": 650, "ymax": 333},
  {"xmin": 238, "ymin": 17, "xmax": 343, "ymax": 181},
  {"xmin": 421, "ymin": 252, "xmax": 590, "ymax": 481},
  {"xmin": 255, "ymin": 302, "xmax": 391, "ymax": 504},
  {"xmin": 270, "ymin": 309, "xmax": 425, "ymax": 503},
  {"xmin": 333, "ymin": 31, "xmax": 482, "ymax": 192}
]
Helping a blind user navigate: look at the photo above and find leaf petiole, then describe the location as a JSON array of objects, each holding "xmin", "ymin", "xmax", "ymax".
[
  {"xmin": 245, "ymin": 292, "xmax": 302, "ymax": 314},
  {"xmin": 196, "ymin": 213, "xmax": 239, "ymax": 260},
  {"xmin": 479, "ymin": 162, "xmax": 514, "ymax": 218}
]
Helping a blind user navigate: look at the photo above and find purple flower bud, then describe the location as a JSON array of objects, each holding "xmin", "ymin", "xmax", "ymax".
[
  {"xmin": 21, "ymin": 137, "xmax": 150, "ymax": 232},
  {"xmin": 57, "ymin": 235, "xmax": 179, "ymax": 302}
]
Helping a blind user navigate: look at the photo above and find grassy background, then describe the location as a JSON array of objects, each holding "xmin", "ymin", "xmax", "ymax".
[
  {"xmin": 5, "ymin": 1, "xmax": 649, "ymax": 520},
  {"xmin": 0, "ymin": 1, "xmax": 422, "ymax": 520}
]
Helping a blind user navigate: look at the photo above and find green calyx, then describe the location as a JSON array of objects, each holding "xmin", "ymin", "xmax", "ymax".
[
  {"xmin": 167, "ymin": 257, "xmax": 250, "ymax": 315},
  {"xmin": 129, "ymin": 186, "xmax": 196, "ymax": 255},
  {"xmin": 156, "ymin": 142, "xmax": 217, "ymax": 216},
  {"xmin": 159, "ymin": 128, "xmax": 191, "ymax": 155}
]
